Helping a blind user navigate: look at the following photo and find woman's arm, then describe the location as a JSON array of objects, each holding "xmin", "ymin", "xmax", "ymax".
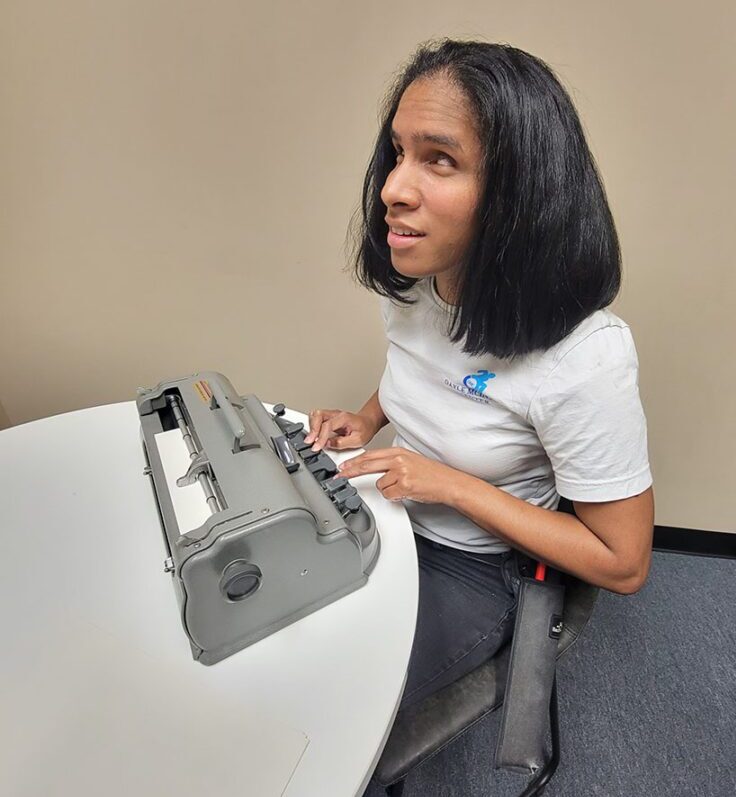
[
  {"xmin": 357, "ymin": 389, "xmax": 390, "ymax": 435},
  {"xmin": 445, "ymin": 475, "xmax": 654, "ymax": 594},
  {"xmin": 336, "ymin": 442, "xmax": 654, "ymax": 594}
]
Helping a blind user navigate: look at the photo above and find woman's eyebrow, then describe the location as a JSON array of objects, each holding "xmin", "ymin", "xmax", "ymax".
[{"xmin": 390, "ymin": 127, "xmax": 463, "ymax": 152}]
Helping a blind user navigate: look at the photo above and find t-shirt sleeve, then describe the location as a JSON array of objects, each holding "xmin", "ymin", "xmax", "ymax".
[{"xmin": 527, "ymin": 325, "xmax": 653, "ymax": 502}]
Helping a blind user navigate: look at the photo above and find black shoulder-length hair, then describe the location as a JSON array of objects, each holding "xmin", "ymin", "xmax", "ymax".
[{"xmin": 348, "ymin": 38, "xmax": 621, "ymax": 359}]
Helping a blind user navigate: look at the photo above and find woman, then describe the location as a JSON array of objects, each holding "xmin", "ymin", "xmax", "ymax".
[{"xmin": 304, "ymin": 39, "xmax": 654, "ymax": 710}]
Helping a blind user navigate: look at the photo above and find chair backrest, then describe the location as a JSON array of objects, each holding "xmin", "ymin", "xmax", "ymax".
[
  {"xmin": 557, "ymin": 574, "xmax": 599, "ymax": 657},
  {"xmin": 554, "ymin": 496, "xmax": 600, "ymax": 656}
]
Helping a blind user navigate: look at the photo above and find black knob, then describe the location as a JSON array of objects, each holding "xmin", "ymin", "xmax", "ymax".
[
  {"xmin": 323, "ymin": 477, "xmax": 349, "ymax": 496},
  {"xmin": 284, "ymin": 421, "xmax": 304, "ymax": 438},
  {"xmin": 341, "ymin": 495, "xmax": 362, "ymax": 513},
  {"xmin": 272, "ymin": 403, "xmax": 286, "ymax": 417},
  {"xmin": 220, "ymin": 560, "xmax": 263, "ymax": 602},
  {"xmin": 306, "ymin": 454, "xmax": 338, "ymax": 479},
  {"xmin": 334, "ymin": 484, "xmax": 358, "ymax": 502}
]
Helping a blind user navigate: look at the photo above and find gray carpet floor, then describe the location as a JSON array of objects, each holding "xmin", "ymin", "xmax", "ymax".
[{"xmin": 365, "ymin": 550, "xmax": 736, "ymax": 797}]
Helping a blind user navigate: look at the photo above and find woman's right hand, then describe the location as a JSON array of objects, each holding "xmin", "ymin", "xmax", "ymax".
[{"xmin": 303, "ymin": 409, "xmax": 379, "ymax": 452}]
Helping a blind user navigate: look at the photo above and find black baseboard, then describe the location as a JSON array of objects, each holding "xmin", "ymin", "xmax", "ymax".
[{"xmin": 653, "ymin": 525, "xmax": 736, "ymax": 559}]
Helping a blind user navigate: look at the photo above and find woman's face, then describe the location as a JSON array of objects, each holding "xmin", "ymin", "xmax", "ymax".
[{"xmin": 380, "ymin": 74, "xmax": 484, "ymax": 296}]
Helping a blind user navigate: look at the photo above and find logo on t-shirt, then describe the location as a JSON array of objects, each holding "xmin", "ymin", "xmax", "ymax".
[
  {"xmin": 463, "ymin": 370, "xmax": 496, "ymax": 393},
  {"xmin": 442, "ymin": 370, "xmax": 496, "ymax": 404}
]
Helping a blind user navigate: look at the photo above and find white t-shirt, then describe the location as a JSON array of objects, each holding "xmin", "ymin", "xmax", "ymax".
[{"xmin": 377, "ymin": 276, "xmax": 653, "ymax": 554}]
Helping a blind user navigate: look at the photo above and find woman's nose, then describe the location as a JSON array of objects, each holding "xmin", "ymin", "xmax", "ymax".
[{"xmin": 380, "ymin": 161, "xmax": 420, "ymax": 209}]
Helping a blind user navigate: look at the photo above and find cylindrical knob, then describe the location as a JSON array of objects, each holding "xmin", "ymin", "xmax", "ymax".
[
  {"xmin": 272, "ymin": 403, "xmax": 286, "ymax": 417},
  {"xmin": 342, "ymin": 495, "xmax": 362, "ymax": 513},
  {"xmin": 219, "ymin": 560, "xmax": 263, "ymax": 602}
]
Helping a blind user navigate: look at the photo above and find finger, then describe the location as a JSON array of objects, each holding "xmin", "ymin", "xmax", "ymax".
[
  {"xmin": 325, "ymin": 432, "xmax": 362, "ymax": 450},
  {"xmin": 345, "ymin": 447, "xmax": 400, "ymax": 460},
  {"xmin": 313, "ymin": 412, "xmax": 350, "ymax": 451},
  {"xmin": 336, "ymin": 448, "xmax": 402, "ymax": 470},
  {"xmin": 375, "ymin": 472, "xmax": 399, "ymax": 493},
  {"xmin": 381, "ymin": 484, "xmax": 407, "ymax": 502},
  {"xmin": 375, "ymin": 472, "xmax": 406, "ymax": 502},
  {"xmin": 304, "ymin": 410, "xmax": 324, "ymax": 445},
  {"xmin": 336, "ymin": 454, "xmax": 398, "ymax": 479},
  {"xmin": 304, "ymin": 409, "xmax": 339, "ymax": 444}
]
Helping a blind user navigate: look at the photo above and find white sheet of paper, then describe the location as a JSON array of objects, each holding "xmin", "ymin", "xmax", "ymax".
[{"xmin": 154, "ymin": 429, "xmax": 212, "ymax": 534}]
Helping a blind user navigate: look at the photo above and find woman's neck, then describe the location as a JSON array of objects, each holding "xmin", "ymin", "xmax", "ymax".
[{"xmin": 434, "ymin": 272, "xmax": 459, "ymax": 306}]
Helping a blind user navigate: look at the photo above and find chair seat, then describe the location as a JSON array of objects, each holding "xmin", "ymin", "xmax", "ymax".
[{"xmin": 374, "ymin": 645, "xmax": 511, "ymax": 786}]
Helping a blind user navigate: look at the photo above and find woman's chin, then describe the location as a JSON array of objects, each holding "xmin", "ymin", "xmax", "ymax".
[{"xmin": 391, "ymin": 260, "xmax": 433, "ymax": 280}]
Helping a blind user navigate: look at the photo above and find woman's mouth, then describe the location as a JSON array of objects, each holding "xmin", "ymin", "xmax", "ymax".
[{"xmin": 387, "ymin": 229, "xmax": 427, "ymax": 249}]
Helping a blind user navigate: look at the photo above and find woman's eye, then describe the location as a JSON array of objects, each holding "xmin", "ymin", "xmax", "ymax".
[
  {"xmin": 392, "ymin": 148, "xmax": 454, "ymax": 168},
  {"xmin": 432, "ymin": 153, "xmax": 454, "ymax": 167}
]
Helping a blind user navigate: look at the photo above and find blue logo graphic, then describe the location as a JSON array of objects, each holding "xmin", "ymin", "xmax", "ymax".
[{"xmin": 463, "ymin": 369, "xmax": 496, "ymax": 394}]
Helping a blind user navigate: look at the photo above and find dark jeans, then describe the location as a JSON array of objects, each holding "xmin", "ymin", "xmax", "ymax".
[{"xmin": 399, "ymin": 534, "xmax": 521, "ymax": 711}]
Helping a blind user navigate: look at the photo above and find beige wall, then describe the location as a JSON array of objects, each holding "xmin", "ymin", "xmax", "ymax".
[{"xmin": 1, "ymin": 1, "xmax": 733, "ymax": 532}]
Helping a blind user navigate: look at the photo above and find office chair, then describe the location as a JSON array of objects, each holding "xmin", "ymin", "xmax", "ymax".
[{"xmin": 373, "ymin": 498, "xmax": 599, "ymax": 797}]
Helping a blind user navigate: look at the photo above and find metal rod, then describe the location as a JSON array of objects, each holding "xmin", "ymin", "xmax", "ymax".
[{"xmin": 167, "ymin": 395, "xmax": 221, "ymax": 515}]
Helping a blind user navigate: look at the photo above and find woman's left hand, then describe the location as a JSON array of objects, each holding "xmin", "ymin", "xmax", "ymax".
[{"xmin": 335, "ymin": 447, "xmax": 462, "ymax": 505}]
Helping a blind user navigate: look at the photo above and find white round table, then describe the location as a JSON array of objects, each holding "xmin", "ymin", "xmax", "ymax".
[{"xmin": 0, "ymin": 402, "xmax": 418, "ymax": 797}]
